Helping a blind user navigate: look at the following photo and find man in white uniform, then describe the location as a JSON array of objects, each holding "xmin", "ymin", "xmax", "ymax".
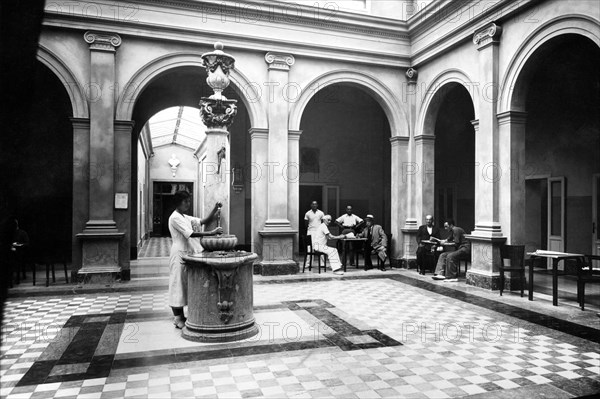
[
  {"xmin": 312, "ymin": 215, "xmax": 346, "ymax": 275},
  {"xmin": 304, "ymin": 201, "xmax": 324, "ymax": 268},
  {"xmin": 168, "ymin": 191, "xmax": 222, "ymax": 328},
  {"xmin": 336, "ymin": 205, "xmax": 364, "ymax": 266}
]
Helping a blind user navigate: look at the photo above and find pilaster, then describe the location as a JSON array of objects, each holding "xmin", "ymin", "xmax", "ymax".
[
  {"xmin": 288, "ymin": 130, "xmax": 302, "ymax": 262},
  {"xmin": 390, "ymin": 135, "xmax": 410, "ymax": 267},
  {"xmin": 257, "ymin": 52, "xmax": 298, "ymax": 275}
]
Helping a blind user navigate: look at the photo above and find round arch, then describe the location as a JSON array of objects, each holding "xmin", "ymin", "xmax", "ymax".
[
  {"xmin": 36, "ymin": 45, "xmax": 89, "ymax": 118},
  {"xmin": 499, "ymin": 15, "xmax": 600, "ymax": 113},
  {"xmin": 288, "ymin": 70, "xmax": 408, "ymax": 136},
  {"xmin": 115, "ymin": 52, "xmax": 266, "ymax": 128},
  {"xmin": 415, "ymin": 69, "xmax": 478, "ymax": 137}
]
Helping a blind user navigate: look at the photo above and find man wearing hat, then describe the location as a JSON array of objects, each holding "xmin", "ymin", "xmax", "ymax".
[{"xmin": 358, "ymin": 214, "xmax": 388, "ymax": 271}]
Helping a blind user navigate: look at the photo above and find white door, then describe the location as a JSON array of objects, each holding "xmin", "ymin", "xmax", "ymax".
[
  {"xmin": 593, "ymin": 174, "xmax": 600, "ymax": 257},
  {"xmin": 547, "ymin": 177, "xmax": 566, "ymax": 266}
]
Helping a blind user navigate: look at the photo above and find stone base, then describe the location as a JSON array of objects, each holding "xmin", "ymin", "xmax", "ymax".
[
  {"xmin": 77, "ymin": 266, "xmax": 122, "ymax": 284},
  {"xmin": 256, "ymin": 260, "xmax": 298, "ymax": 276},
  {"xmin": 390, "ymin": 257, "xmax": 403, "ymax": 268},
  {"xmin": 466, "ymin": 270, "xmax": 527, "ymax": 291},
  {"xmin": 182, "ymin": 321, "xmax": 259, "ymax": 343}
]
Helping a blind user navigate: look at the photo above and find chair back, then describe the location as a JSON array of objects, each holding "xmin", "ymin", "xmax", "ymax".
[
  {"xmin": 500, "ymin": 245, "xmax": 525, "ymax": 269},
  {"xmin": 583, "ymin": 255, "xmax": 600, "ymax": 276}
]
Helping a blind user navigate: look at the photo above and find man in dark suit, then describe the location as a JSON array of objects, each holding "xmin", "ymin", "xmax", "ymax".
[
  {"xmin": 416, "ymin": 215, "xmax": 441, "ymax": 274},
  {"xmin": 358, "ymin": 214, "xmax": 388, "ymax": 271}
]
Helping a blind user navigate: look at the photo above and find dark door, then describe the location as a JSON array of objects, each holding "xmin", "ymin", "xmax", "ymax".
[{"xmin": 153, "ymin": 182, "xmax": 194, "ymax": 237}]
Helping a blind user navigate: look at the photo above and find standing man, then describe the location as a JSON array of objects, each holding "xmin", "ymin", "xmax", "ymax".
[
  {"xmin": 416, "ymin": 215, "xmax": 441, "ymax": 274},
  {"xmin": 336, "ymin": 205, "xmax": 364, "ymax": 265},
  {"xmin": 304, "ymin": 201, "xmax": 324, "ymax": 267},
  {"xmin": 358, "ymin": 214, "xmax": 388, "ymax": 271},
  {"xmin": 432, "ymin": 219, "xmax": 470, "ymax": 282}
]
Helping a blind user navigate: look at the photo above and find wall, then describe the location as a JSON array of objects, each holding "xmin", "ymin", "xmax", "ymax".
[{"xmin": 299, "ymin": 85, "xmax": 391, "ymax": 231}]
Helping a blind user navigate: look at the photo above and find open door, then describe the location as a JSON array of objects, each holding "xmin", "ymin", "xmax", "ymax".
[
  {"xmin": 547, "ymin": 177, "xmax": 566, "ymax": 255},
  {"xmin": 593, "ymin": 174, "xmax": 600, "ymax": 256}
]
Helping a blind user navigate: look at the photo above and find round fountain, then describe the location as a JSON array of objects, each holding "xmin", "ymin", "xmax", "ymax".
[{"xmin": 181, "ymin": 42, "xmax": 259, "ymax": 343}]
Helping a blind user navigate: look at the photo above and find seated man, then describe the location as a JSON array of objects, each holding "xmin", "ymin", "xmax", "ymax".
[
  {"xmin": 312, "ymin": 215, "xmax": 346, "ymax": 275},
  {"xmin": 432, "ymin": 219, "xmax": 470, "ymax": 282},
  {"xmin": 416, "ymin": 215, "xmax": 441, "ymax": 274},
  {"xmin": 335, "ymin": 205, "xmax": 364, "ymax": 265},
  {"xmin": 358, "ymin": 214, "xmax": 387, "ymax": 271}
]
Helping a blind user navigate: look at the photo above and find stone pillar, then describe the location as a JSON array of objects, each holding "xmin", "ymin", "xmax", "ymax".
[
  {"xmin": 257, "ymin": 52, "xmax": 298, "ymax": 275},
  {"xmin": 114, "ymin": 120, "xmax": 135, "ymax": 280},
  {"xmin": 467, "ymin": 23, "xmax": 507, "ymax": 290},
  {"xmin": 399, "ymin": 68, "xmax": 419, "ymax": 268},
  {"xmin": 249, "ymin": 128, "xmax": 268, "ymax": 267},
  {"xmin": 288, "ymin": 130, "xmax": 302, "ymax": 262},
  {"xmin": 390, "ymin": 136, "xmax": 410, "ymax": 266},
  {"xmin": 76, "ymin": 31, "xmax": 125, "ymax": 282},
  {"xmin": 71, "ymin": 118, "xmax": 90, "ymax": 281},
  {"xmin": 414, "ymin": 133, "xmax": 435, "ymax": 226},
  {"xmin": 202, "ymin": 128, "xmax": 231, "ymax": 233}
]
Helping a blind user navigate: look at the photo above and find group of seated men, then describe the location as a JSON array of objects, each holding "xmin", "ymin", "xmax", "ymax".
[
  {"xmin": 416, "ymin": 214, "xmax": 471, "ymax": 282},
  {"xmin": 304, "ymin": 201, "xmax": 387, "ymax": 275}
]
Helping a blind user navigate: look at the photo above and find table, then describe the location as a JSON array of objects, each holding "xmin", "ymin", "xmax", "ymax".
[
  {"xmin": 418, "ymin": 240, "xmax": 457, "ymax": 274},
  {"xmin": 527, "ymin": 250, "xmax": 584, "ymax": 306},
  {"xmin": 340, "ymin": 238, "xmax": 367, "ymax": 272}
]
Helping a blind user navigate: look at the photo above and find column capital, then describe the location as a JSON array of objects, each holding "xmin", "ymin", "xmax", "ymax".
[
  {"xmin": 473, "ymin": 23, "xmax": 502, "ymax": 50},
  {"xmin": 497, "ymin": 111, "xmax": 528, "ymax": 126},
  {"xmin": 390, "ymin": 136, "xmax": 409, "ymax": 147},
  {"xmin": 288, "ymin": 130, "xmax": 302, "ymax": 141},
  {"xmin": 405, "ymin": 67, "xmax": 418, "ymax": 83},
  {"xmin": 265, "ymin": 52, "xmax": 295, "ymax": 71},
  {"xmin": 70, "ymin": 117, "xmax": 90, "ymax": 129},
  {"xmin": 114, "ymin": 120, "xmax": 135, "ymax": 132},
  {"xmin": 249, "ymin": 127, "xmax": 269, "ymax": 140},
  {"xmin": 84, "ymin": 31, "xmax": 122, "ymax": 52}
]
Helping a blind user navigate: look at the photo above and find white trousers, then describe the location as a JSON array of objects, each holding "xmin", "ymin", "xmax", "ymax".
[{"xmin": 313, "ymin": 244, "xmax": 342, "ymax": 271}]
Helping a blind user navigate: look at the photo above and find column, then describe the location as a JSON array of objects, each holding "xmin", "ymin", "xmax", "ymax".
[
  {"xmin": 114, "ymin": 120, "xmax": 135, "ymax": 281},
  {"xmin": 390, "ymin": 136, "xmax": 410, "ymax": 266},
  {"xmin": 76, "ymin": 31, "xmax": 125, "ymax": 283},
  {"xmin": 288, "ymin": 130, "xmax": 302, "ymax": 262},
  {"xmin": 257, "ymin": 52, "xmax": 298, "ymax": 275},
  {"xmin": 414, "ymin": 134, "xmax": 435, "ymax": 226},
  {"xmin": 71, "ymin": 117, "xmax": 90, "ymax": 281},
  {"xmin": 399, "ymin": 68, "xmax": 419, "ymax": 267},
  {"xmin": 466, "ymin": 21, "xmax": 507, "ymax": 290},
  {"xmin": 202, "ymin": 128, "xmax": 231, "ymax": 233},
  {"xmin": 250, "ymin": 128, "xmax": 268, "ymax": 270}
]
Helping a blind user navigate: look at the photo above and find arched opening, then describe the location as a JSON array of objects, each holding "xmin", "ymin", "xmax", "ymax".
[
  {"xmin": 518, "ymin": 35, "xmax": 600, "ymax": 256},
  {"xmin": 8, "ymin": 61, "xmax": 74, "ymax": 266},
  {"xmin": 130, "ymin": 66, "xmax": 251, "ymax": 260},
  {"xmin": 429, "ymin": 83, "xmax": 476, "ymax": 233},
  {"xmin": 298, "ymin": 84, "xmax": 391, "ymax": 249}
]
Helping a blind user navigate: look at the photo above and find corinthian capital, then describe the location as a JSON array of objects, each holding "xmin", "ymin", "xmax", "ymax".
[
  {"xmin": 265, "ymin": 52, "xmax": 295, "ymax": 71},
  {"xmin": 84, "ymin": 31, "xmax": 122, "ymax": 52},
  {"xmin": 473, "ymin": 23, "xmax": 502, "ymax": 49}
]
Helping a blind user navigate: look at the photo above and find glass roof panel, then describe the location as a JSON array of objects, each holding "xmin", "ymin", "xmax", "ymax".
[{"xmin": 147, "ymin": 106, "xmax": 206, "ymax": 150}]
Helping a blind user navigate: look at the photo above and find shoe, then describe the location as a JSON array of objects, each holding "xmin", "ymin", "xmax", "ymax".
[
  {"xmin": 363, "ymin": 266, "xmax": 373, "ymax": 271},
  {"xmin": 432, "ymin": 275, "xmax": 445, "ymax": 280},
  {"xmin": 173, "ymin": 315, "xmax": 186, "ymax": 329},
  {"xmin": 333, "ymin": 270, "xmax": 345, "ymax": 275},
  {"xmin": 444, "ymin": 278, "xmax": 459, "ymax": 282}
]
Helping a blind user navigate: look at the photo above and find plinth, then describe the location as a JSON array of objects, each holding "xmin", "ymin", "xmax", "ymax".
[{"xmin": 182, "ymin": 251, "xmax": 259, "ymax": 342}]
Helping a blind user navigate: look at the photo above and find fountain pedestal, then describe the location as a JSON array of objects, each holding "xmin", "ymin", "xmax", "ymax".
[{"xmin": 182, "ymin": 250, "xmax": 258, "ymax": 342}]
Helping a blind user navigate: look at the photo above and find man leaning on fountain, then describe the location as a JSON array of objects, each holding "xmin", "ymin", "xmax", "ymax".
[{"xmin": 168, "ymin": 190, "xmax": 223, "ymax": 329}]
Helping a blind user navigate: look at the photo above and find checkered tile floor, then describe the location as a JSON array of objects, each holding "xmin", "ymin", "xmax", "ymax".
[
  {"xmin": 2, "ymin": 277, "xmax": 599, "ymax": 398},
  {"xmin": 137, "ymin": 238, "xmax": 172, "ymax": 258}
]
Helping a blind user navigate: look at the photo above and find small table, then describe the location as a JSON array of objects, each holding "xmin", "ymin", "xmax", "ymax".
[
  {"xmin": 340, "ymin": 238, "xmax": 367, "ymax": 272},
  {"xmin": 527, "ymin": 250, "xmax": 584, "ymax": 306}
]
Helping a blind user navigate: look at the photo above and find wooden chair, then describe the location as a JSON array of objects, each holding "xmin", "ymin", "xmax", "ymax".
[
  {"xmin": 499, "ymin": 245, "xmax": 526, "ymax": 297},
  {"xmin": 577, "ymin": 255, "xmax": 600, "ymax": 311},
  {"xmin": 458, "ymin": 256, "xmax": 471, "ymax": 277},
  {"xmin": 32, "ymin": 250, "xmax": 69, "ymax": 287},
  {"xmin": 302, "ymin": 235, "xmax": 327, "ymax": 274}
]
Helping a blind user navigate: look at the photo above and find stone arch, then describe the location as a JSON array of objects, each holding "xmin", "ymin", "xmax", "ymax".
[
  {"xmin": 288, "ymin": 69, "xmax": 408, "ymax": 136},
  {"xmin": 416, "ymin": 69, "xmax": 478, "ymax": 137},
  {"xmin": 115, "ymin": 52, "xmax": 266, "ymax": 128},
  {"xmin": 36, "ymin": 45, "xmax": 89, "ymax": 118},
  {"xmin": 499, "ymin": 15, "xmax": 600, "ymax": 113}
]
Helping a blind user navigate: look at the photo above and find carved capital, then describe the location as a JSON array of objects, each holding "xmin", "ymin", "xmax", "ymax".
[
  {"xmin": 473, "ymin": 23, "xmax": 502, "ymax": 49},
  {"xmin": 406, "ymin": 67, "xmax": 418, "ymax": 83},
  {"xmin": 200, "ymin": 98, "xmax": 238, "ymax": 129},
  {"xmin": 265, "ymin": 52, "xmax": 295, "ymax": 71},
  {"xmin": 84, "ymin": 31, "xmax": 122, "ymax": 52}
]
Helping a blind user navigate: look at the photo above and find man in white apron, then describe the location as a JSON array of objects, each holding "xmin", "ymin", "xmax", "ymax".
[{"xmin": 168, "ymin": 191, "xmax": 222, "ymax": 328}]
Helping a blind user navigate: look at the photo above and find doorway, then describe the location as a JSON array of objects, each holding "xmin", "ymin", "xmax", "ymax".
[{"xmin": 525, "ymin": 178, "xmax": 548, "ymax": 255}]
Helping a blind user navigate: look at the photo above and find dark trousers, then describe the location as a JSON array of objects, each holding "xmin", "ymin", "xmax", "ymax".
[{"xmin": 434, "ymin": 246, "xmax": 470, "ymax": 278}]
